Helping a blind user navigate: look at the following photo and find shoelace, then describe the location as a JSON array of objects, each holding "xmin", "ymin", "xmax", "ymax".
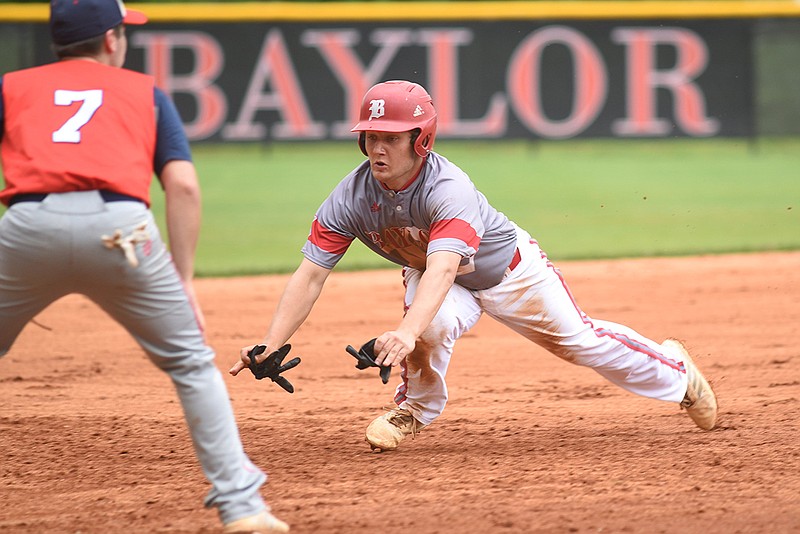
[
  {"xmin": 681, "ymin": 359, "xmax": 711, "ymax": 409},
  {"xmin": 681, "ymin": 366, "xmax": 697, "ymax": 408},
  {"xmin": 387, "ymin": 409, "xmax": 423, "ymax": 438}
]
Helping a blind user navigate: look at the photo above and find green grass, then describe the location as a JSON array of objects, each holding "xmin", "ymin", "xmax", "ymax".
[
  {"xmin": 3, "ymin": 138, "xmax": 798, "ymax": 276},
  {"xmin": 172, "ymin": 137, "xmax": 799, "ymax": 276},
  {"xmin": 441, "ymin": 137, "xmax": 800, "ymax": 260}
]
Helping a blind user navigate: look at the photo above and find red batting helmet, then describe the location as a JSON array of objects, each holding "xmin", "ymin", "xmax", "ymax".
[{"xmin": 351, "ymin": 80, "xmax": 437, "ymax": 157}]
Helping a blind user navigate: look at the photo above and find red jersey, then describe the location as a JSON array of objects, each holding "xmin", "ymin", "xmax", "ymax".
[{"xmin": 0, "ymin": 60, "xmax": 156, "ymax": 206}]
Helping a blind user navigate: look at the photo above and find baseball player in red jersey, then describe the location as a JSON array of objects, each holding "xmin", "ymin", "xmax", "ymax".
[
  {"xmin": 0, "ymin": 1, "xmax": 288, "ymax": 531},
  {"xmin": 231, "ymin": 80, "xmax": 717, "ymax": 452}
]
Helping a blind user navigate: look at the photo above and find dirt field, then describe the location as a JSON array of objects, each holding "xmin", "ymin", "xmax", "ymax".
[{"xmin": 2, "ymin": 251, "xmax": 799, "ymax": 534}]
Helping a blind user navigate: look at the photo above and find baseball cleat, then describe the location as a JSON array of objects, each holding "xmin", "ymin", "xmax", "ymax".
[
  {"xmin": 664, "ymin": 339, "xmax": 718, "ymax": 431},
  {"xmin": 222, "ymin": 510, "xmax": 289, "ymax": 533},
  {"xmin": 365, "ymin": 407, "xmax": 426, "ymax": 451}
]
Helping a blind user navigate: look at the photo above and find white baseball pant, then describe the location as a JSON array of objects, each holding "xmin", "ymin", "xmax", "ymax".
[{"xmin": 395, "ymin": 224, "xmax": 688, "ymax": 426}]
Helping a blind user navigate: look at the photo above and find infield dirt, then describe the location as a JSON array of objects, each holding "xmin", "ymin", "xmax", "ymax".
[{"xmin": 2, "ymin": 252, "xmax": 799, "ymax": 533}]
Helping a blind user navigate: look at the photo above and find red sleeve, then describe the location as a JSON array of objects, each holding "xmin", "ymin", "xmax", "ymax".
[
  {"xmin": 309, "ymin": 217, "xmax": 353, "ymax": 254},
  {"xmin": 430, "ymin": 218, "xmax": 480, "ymax": 250}
]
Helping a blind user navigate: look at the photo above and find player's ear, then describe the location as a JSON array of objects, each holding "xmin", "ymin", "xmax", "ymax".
[
  {"xmin": 104, "ymin": 26, "xmax": 124, "ymax": 54},
  {"xmin": 103, "ymin": 28, "xmax": 116, "ymax": 53}
]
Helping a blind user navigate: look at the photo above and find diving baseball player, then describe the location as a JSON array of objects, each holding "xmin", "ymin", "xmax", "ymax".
[{"xmin": 231, "ymin": 80, "xmax": 718, "ymax": 452}]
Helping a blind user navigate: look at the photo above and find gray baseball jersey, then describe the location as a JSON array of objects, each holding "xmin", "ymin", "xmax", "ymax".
[{"xmin": 302, "ymin": 152, "xmax": 518, "ymax": 290}]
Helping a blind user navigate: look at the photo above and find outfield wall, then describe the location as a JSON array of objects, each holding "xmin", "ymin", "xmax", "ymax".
[{"xmin": 1, "ymin": 1, "xmax": 798, "ymax": 141}]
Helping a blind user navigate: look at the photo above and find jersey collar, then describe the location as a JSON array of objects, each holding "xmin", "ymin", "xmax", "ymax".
[{"xmin": 380, "ymin": 156, "xmax": 427, "ymax": 193}]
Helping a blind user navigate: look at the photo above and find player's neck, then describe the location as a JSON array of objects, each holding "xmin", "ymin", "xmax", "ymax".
[
  {"xmin": 61, "ymin": 56, "xmax": 109, "ymax": 66},
  {"xmin": 382, "ymin": 158, "xmax": 425, "ymax": 192}
]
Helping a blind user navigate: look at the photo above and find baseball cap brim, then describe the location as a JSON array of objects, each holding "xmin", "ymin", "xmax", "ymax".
[{"xmin": 123, "ymin": 9, "xmax": 147, "ymax": 25}]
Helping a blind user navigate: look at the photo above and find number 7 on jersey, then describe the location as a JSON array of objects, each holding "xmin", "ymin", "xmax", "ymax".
[{"xmin": 52, "ymin": 89, "xmax": 103, "ymax": 144}]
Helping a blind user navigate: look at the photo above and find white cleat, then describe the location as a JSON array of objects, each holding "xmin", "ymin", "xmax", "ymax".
[
  {"xmin": 365, "ymin": 407, "xmax": 426, "ymax": 451},
  {"xmin": 222, "ymin": 510, "xmax": 289, "ymax": 533},
  {"xmin": 664, "ymin": 338, "xmax": 718, "ymax": 430}
]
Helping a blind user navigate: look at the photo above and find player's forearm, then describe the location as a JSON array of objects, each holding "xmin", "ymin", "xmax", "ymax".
[
  {"xmin": 263, "ymin": 259, "xmax": 330, "ymax": 349},
  {"xmin": 166, "ymin": 196, "xmax": 201, "ymax": 282},
  {"xmin": 398, "ymin": 251, "xmax": 459, "ymax": 340},
  {"xmin": 399, "ymin": 277, "xmax": 450, "ymax": 339},
  {"xmin": 162, "ymin": 161, "xmax": 202, "ymax": 282}
]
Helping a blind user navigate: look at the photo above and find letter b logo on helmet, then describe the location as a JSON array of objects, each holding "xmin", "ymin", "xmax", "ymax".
[
  {"xmin": 351, "ymin": 80, "xmax": 438, "ymax": 157},
  {"xmin": 368, "ymin": 99, "xmax": 385, "ymax": 120}
]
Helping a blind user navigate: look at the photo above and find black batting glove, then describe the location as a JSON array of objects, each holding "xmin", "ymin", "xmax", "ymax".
[
  {"xmin": 248, "ymin": 344, "xmax": 301, "ymax": 393},
  {"xmin": 345, "ymin": 338, "xmax": 392, "ymax": 384}
]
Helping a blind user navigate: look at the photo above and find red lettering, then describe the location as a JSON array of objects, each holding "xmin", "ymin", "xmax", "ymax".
[
  {"xmin": 366, "ymin": 231, "xmax": 383, "ymax": 247},
  {"xmin": 132, "ymin": 24, "xmax": 725, "ymax": 142},
  {"xmin": 223, "ymin": 29, "xmax": 324, "ymax": 140},
  {"xmin": 131, "ymin": 32, "xmax": 227, "ymax": 140},
  {"xmin": 382, "ymin": 228, "xmax": 408, "ymax": 249},
  {"xmin": 611, "ymin": 27, "xmax": 719, "ymax": 136},
  {"xmin": 419, "ymin": 29, "xmax": 506, "ymax": 137},
  {"xmin": 303, "ymin": 29, "xmax": 413, "ymax": 138},
  {"xmin": 507, "ymin": 26, "xmax": 607, "ymax": 139}
]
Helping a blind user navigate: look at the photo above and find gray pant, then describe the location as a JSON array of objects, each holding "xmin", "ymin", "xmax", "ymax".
[{"xmin": 0, "ymin": 191, "xmax": 266, "ymax": 523}]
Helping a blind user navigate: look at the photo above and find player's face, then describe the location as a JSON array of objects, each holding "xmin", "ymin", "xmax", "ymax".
[{"xmin": 364, "ymin": 131, "xmax": 423, "ymax": 190}]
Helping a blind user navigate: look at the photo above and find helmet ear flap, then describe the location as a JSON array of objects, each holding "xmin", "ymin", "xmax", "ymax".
[
  {"xmin": 412, "ymin": 118, "xmax": 437, "ymax": 157},
  {"xmin": 358, "ymin": 132, "xmax": 367, "ymax": 156},
  {"xmin": 416, "ymin": 133, "xmax": 432, "ymax": 157}
]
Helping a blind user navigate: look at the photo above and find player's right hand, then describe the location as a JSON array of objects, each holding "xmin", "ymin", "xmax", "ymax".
[
  {"xmin": 229, "ymin": 344, "xmax": 259, "ymax": 376},
  {"xmin": 374, "ymin": 330, "xmax": 416, "ymax": 367}
]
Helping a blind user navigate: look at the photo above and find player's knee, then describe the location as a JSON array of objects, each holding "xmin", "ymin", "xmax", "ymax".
[
  {"xmin": 424, "ymin": 314, "xmax": 462, "ymax": 346},
  {"xmin": 147, "ymin": 345, "xmax": 216, "ymax": 376}
]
